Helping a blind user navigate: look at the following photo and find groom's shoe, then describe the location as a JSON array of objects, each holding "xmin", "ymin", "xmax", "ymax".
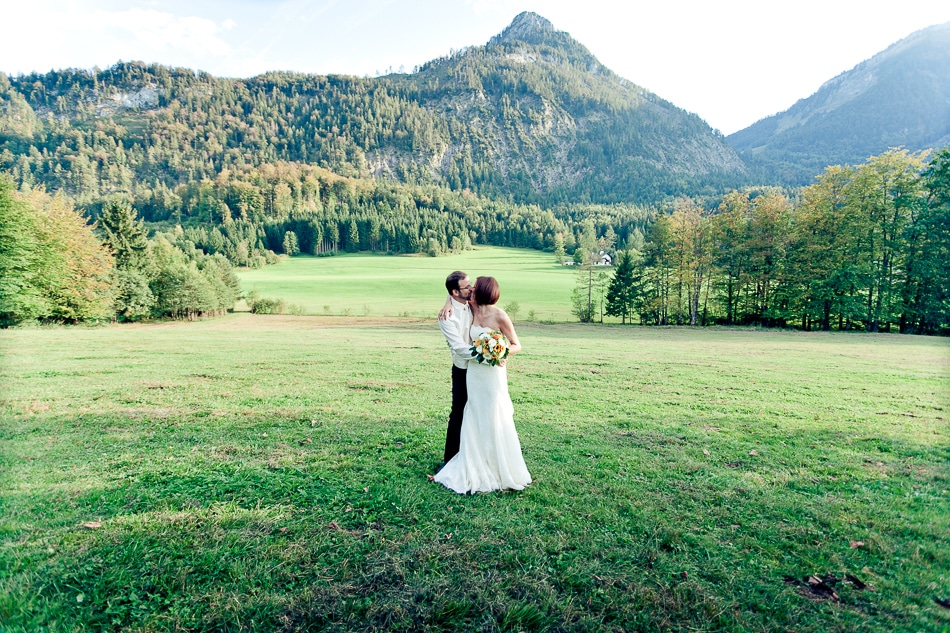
[{"xmin": 433, "ymin": 461, "xmax": 446, "ymax": 474}]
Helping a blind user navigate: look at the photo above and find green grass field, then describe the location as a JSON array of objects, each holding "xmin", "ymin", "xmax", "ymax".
[
  {"xmin": 1, "ymin": 316, "xmax": 948, "ymax": 632},
  {"xmin": 236, "ymin": 247, "xmax": 579, "ymax": 321}
]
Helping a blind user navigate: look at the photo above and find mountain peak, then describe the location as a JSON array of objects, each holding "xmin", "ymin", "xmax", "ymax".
[
  {"xmin": 728, "ymin": 20, "xmax": 950, "ymax": 185},
  {"xmin": 492, "ymin": 12, "xmax": 557, "ymax": 45}
]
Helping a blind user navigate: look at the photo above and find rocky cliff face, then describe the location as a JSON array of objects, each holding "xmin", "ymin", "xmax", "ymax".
[{"xmin": 492, "ymin": 11, "xmax": 557, "ymax": 46}]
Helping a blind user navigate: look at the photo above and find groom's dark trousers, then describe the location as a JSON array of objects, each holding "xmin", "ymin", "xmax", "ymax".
[{"xmin": 445, "ymin": 365, "xmax": 467, "ymax": 462}]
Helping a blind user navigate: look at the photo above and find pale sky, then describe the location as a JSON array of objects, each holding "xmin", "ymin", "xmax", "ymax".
[{"xmin": 4, "ymin": 0, "xmax": 950, "ymax": 135}]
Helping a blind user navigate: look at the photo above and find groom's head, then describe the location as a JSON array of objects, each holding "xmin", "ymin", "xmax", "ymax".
[{"xmin": 446, "ymin": 271, "xmax": 472, "ymax": 301}]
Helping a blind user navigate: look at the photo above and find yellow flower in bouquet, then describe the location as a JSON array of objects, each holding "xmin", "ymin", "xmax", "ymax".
[{"xmin": 470, "ymin": 329, "xmax": 510, "ymax": 366}]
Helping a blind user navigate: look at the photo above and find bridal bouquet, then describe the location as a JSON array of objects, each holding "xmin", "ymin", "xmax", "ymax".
[{"xmin": 470, "ymin": 329, "xmax": 510, "ymax": 366}]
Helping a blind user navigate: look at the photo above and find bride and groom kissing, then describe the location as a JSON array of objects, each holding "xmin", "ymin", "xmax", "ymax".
[{"xmin": 433, "ymin": 271, "xmax": 532, "ymax": 494}]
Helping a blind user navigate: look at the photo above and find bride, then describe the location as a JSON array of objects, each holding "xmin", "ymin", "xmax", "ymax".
[{"xmin": 434, "ymin": 276, "xmax": 532, "ymax": 494}]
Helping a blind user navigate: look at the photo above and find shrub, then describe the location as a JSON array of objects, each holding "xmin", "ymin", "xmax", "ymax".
[{"xmin": 250, "ymin": 297, "xmax": 286, "ymax": 314}]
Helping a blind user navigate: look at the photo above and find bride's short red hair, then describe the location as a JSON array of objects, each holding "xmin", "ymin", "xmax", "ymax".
[{"xmin": 474, "ymin": 276, "xmax": 500, "ymax": 306}]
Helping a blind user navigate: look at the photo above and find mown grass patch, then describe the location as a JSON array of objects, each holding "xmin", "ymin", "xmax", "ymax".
[
  {"xmin": 1, "ymin": 316, "xmax": 947, "ymax": 631},
  {"xmin": 235, "ymin": 247, "xmax": 577, "ymax": 321}
]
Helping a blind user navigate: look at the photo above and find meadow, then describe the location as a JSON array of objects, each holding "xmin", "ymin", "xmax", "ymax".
[
  {"xmin": 235, "ymin": 247, "xmax": 579, "ymax": 321},
  {"xmin": 1, "ymin": 313, "xmax": 947, "ymax": 632}
]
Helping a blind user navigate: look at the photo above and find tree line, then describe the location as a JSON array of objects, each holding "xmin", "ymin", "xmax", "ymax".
[
  {"xmin": 0, "ymin": 160, "xmax": 653, "ymax": 326},
  {"xmin": 593, "ymin": 149, "xmax": 949, "ymax": 335},
  {"xmin": 0, "ymin": 177, "xmax": 239, "ymax": 326},
  {"xmin": 115, "ymin": 161, "xmax": 653, "ymax": 267},
  {"xmin": 1, "ymin": 138, "xmax": 946, "ymax": 333}
]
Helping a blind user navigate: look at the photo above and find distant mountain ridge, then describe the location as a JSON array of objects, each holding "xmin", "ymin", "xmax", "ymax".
[
  {"xmin": 0, "ymin": 11, "xmax": 746, "ymax": 207},
  {"xmin": 728, "ymin": 22, "xmax": 950, "ymax": 184}
]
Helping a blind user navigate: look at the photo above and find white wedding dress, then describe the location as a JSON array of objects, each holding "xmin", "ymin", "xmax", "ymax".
[{"xmin": 434, "ymin": 325, "xmax": 532, "ymax": 494}]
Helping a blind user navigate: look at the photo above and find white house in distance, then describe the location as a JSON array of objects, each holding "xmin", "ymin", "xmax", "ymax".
[{"xmin": 562, "ymin": 251, "xmax": 613, "ymax": 266}]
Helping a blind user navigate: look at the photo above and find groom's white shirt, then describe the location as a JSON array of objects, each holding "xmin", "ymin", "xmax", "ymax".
[{"xmin": 439, "ymin": 297, "xmax": 473, "ymax": 369}]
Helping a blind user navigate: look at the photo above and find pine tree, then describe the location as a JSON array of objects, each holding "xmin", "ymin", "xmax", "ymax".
[
  {"xmin": 347, "ymin": 218, "xmax": 360, "ymax": 252},
  {"xmin": 605, "ymin": 250, "xmax": 640, "ymax": 324},
  {"xmin": 553, "ymin": 232, "xmax": 565, "ymax": 264},
  {"xmin": 98, "ymin": 197, "xmax": 150, "ymax": 271},
  {"xmin": 908, "ymin": 148, "xmax": 950, "ymax": 333},
  {"xmin": 282, "ymin": 230, "xmax": 299, "ymax": 256}
]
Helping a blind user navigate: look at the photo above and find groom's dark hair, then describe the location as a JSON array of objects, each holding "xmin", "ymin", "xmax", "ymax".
[{"xmin": 445, "ymin": 271, "xmax": 468, "ymax": 294}]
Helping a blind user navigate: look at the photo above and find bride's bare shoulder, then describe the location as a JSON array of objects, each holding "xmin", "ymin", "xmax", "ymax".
[
  {"xmin": 475, "ymin": 305, "xmax": 509, "ymax": 329},
  {"xmin": 491, "ymin": 305, "xmax": 511, "ymax": 318},
  {"xmin": 489, "ymin": 305, "xmax": 508, "ymax": 322}
]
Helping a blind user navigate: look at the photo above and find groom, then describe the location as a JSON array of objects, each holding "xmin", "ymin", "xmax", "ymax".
[{"xmin": 437, "ymin": 271, "xmax": 474, "ymax": 466}]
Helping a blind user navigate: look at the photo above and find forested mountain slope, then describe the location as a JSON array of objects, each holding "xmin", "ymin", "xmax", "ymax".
[
  {"xmin": 0, "ymin": 12, "xmax": 746, "ymax": 208},
  {"xmin": 728, "ymin": 22, "xmax": 950, "ymax": 185}
]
